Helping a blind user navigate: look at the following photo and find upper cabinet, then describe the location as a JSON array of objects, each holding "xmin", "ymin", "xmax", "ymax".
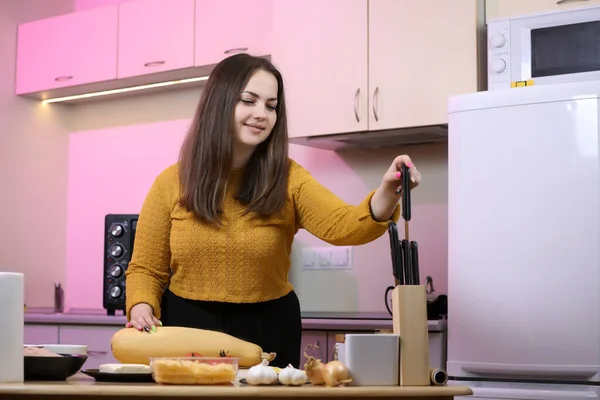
[
  {"xmin": 14, "ymin": 0, "xmax": 482, "ymax": 141},
  {"xmin": 195, "ymin": 0, "xmax": 272, "ymax": 67},
  {"xmin": 485, "ymin": 0, "xmax": 600, "ymax": 21},
  {"xmin": 272, "ymin": 0, "xmax": 369, "ymax": 138},
  {"xmin": 272, "ymin": 0, "xmax": 482, "ymax": 139},
  {"xmin": 14, "ymin": 0, "xmax": 272, "ymax": 102},
  {"xmin": 15, "ymin": 5, "xmax": 118, "ymax": 96},
  {"xmin": 369, "ymin": 0, "xmax": 480, "ymax": 130},
  {"xmin": 117, "ymin": 0, "xmax": 195, "ymax": 79}
]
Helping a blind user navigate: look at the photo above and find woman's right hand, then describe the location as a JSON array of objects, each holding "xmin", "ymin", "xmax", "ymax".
[{"xmin": 126, "ymin": 303, "xmax": 162, "ymax": 333}]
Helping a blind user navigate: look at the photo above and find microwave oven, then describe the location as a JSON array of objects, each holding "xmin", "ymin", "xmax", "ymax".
[{"xmin": 487, "ymin": 5, "xmax": 600, "ymax": 90}]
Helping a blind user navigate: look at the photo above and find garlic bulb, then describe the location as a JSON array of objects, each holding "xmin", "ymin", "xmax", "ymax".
[
  {"xmin": 245, "ymin": 359, "xmax": 278, "ymax": 385},
  {"xmin": 278, "ymin": 364, "xmax": 308, "ymax": 386}
]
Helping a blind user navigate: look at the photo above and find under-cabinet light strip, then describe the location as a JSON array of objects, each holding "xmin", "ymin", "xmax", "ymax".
[{"xmin": 42, "ymin": 75, "xmax": 210, "ymax": 104}]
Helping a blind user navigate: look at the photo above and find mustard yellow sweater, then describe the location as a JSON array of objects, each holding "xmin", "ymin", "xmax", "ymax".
[{"xmin": 125, "ymin": 159, "xmax": 399, "ymax": 319}]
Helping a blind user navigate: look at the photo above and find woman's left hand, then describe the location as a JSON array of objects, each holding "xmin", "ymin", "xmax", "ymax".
[{"xmin": 382, "ymin": 154, "xmax": 422, "ymax": 195}]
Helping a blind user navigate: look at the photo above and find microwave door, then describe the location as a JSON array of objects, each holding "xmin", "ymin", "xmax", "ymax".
[{"xmin": 510, "ymin": 8, "xmax": 600, "ymax": 86}]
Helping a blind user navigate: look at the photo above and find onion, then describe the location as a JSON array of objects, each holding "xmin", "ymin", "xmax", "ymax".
[
  {"xmin": 322, "ymin": 360, "xmax": 352, "ymax": 387},
  {"xmin": 303, "ymin": 343, "xmax": 352, "ymax": 387},
  {"xmin": 303, "ymin": 343, "xmax": 326, "ymax": 385}
]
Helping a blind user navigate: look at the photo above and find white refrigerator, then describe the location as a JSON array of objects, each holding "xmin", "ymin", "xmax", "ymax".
[{"xmin": 446, "ymin": 80, "xmax": 600, "ymax": 400}]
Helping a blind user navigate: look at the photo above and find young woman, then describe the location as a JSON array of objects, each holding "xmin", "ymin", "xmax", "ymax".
[{"xmin": 124, "ymin": 53, "xmax": 422, "ymax": 368}]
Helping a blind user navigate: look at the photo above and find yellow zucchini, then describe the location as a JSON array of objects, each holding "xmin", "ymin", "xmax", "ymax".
[{"xmin": 111, "ymin": 327, "xmax": 275, "ymax": 368}]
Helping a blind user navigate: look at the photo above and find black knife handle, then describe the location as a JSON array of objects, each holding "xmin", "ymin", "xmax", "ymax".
[
  {"xmin": 402, "ymin": 164, "xmax": 411, "ymax": 222},
  {"xmin": 410, "ymin": 241, "xmax": 420, "ymax": 285},
  {"xmin": 388, "ymin": 222, "xmax": 403, "ymax": 285},
  {"xmin": 401, "ymin": 239, "xmax": 412, "ymax": 285}
]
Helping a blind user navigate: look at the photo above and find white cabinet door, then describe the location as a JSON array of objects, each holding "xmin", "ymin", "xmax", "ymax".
[
  {"xmin": 486, "ymin": 0, "xmax": 600, "ymax": 21},
  {"xmin": 195, "ymin": 0, "xmax": 273, "ymax": 67},
  {"xmin": 428, "ymin": 331, "xmax": 447, "ymax": 370},
  {"xmin": 117, "ymin": 0, "xmax": 195, "ymax": 79},
  {"xmin": 369, "ymin": 0, "xmax": 480, "ymax": 129},
  {"xmin": 24, "ymin": 325, "xmax": 60, "ymax": 345},
  {"xmin": 272, "ymin": 0, "xmax": 369, "ymax": 138},
  {"xmin": 59, "ymin": 326, "xmax": 121, "ymax": 369}
]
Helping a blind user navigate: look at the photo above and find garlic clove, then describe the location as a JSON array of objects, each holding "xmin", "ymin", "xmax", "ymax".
[{"xmin": 245, "ymin": 359, "xmax": 279, "ymax": 385}]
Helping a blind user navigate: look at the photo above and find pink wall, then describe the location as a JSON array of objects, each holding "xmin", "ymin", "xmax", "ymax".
[
  {"xmin": 65, "ymin": 119, "xmax": 188, "ymax": 310},
  {"xmin": 0, "ymin": 0, "xmax": 74, "ymax": 308},
  {"xmin": 75, "ymin": 0, "xmax": 127, "ymax": 11},
  {"xmin": 64, "ymin": 113, "xmax": 448, "ymax": 312}
]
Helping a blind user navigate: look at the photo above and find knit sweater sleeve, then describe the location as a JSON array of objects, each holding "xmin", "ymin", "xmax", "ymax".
[
  {"xmin": 125, "ymin": 165, "xmax": 177, "ymax": 320},
  {"xmin": 290, "ymin": 160, "xmax": 400, "ymax": 246}
]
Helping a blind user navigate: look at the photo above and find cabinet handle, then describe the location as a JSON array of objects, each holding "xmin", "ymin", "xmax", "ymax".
[
  {"xmin": 354, "ymin": 88, "xmax": 360, "ymax": 122},
  {"xmin": 144, "ymin": 61, "xmax": 165, "ymax": 67},
  {"xmin": 372, "ymin": 86, "xmax": 379, "ymax": 122},
  {"xmin": 54, "ymin": 76, "xmax": 73, "ymax": 82},
  {"xmin": 556, "ymin": 0, "xmax": 588, "ymax": 3},
  {"xmin": 88, "ymin": 351, "xmax": 108, "ymax": 357},
  {"xmin": 224, "ymin": 47, "xmax": 249, "ymax": 55}
]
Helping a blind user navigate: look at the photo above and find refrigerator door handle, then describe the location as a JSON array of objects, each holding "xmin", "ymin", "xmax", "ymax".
[{"xmin": 460, "ymin": 362, "xmax": 597, "ymax": 380}]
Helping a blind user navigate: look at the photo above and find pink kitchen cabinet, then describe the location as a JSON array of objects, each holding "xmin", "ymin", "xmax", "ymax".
[
  {"xmin": 194, "ymin": 0, "xmax": 273, "ymax": 67},
  {"xmin": 24, "ymin": 324, "xmax": 59, "ymax": 345},
  {"xmin": 15, "ymin": 5, "xmax": 118, "ymax": 96},
  {"xmin": 117, "ymin": 0, "xmax": 195, "ymax": 79},
  {"xmin": 58, "ymin": 325, "xmax": 120, "ymax": 370},
  {"xmin": 272, "ymin": 0, "xmax": 369, "ymax": 138}
]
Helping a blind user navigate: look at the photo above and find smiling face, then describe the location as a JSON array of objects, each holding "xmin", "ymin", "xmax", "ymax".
[{"xmin": 233, "ymin": 69, "xmax": 279, "ymax": 155}]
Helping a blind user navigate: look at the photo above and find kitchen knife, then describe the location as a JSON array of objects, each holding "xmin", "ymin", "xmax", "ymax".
[
  {"xmin": 401, "ymin": 239, "xmax": 412, "ymax": 285},
  {"xmin": 410, "ymin": 241, "xmax": 420, "ymax": 285},
  {"xmin": 387, "ymin": 222, "xmax": 404, "ymax": 285},
  {"xmin": 401, "ymin": 163, "xmax": 412, "ymax": 243}
]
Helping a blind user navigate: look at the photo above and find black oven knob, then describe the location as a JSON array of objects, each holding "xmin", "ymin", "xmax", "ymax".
[
  {"xmin": 109, "ymin": 285, "xmax": 122, "ymax": 298},
  {"xmin": 109, "ymin": 244, "xmax": 124, "ymax": 258},
  {"xmin": 110, "ymin": 224, "xmax": 124, "ymax": 237},
  {"xmin": 109, "ymin": 265, "xmax": 123, "ymax": 278}
]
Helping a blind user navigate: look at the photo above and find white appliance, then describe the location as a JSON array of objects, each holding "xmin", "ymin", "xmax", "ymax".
[
  {"xmin": 488, "ymin": 5, "xmax": 600, "ymax": 90},
  {"xmin": 446, "ymin": 80, "xmax": 600, "ymax": 400}
]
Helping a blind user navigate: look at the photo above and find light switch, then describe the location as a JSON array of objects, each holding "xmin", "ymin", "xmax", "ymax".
[
  {"xmin": 302, "ymin": 246, "xmax": 353, "ymax": 270},
  {"xmin": 332, "ymin": 247, "xmax": 348, "ymax": 266},
  {"xmin": 317, "ymin": 249, "xmax": 332, "ymax": 267},
  {"xmin": 302, "ymin": 248, "xmax": 316, "ymax": 269},
  {"xmin": 332, "ymin": 247, "xmax": 352, "ymax": 269}
]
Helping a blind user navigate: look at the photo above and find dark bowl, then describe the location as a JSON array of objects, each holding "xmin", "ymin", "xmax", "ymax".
[{"xmin": 24, "ymin": 353, "xmax": 88, "ymax": 381}]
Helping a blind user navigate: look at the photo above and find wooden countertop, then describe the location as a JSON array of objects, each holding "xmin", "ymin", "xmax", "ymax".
[{"xmin": 0, "ymin": 374, "xmax": 472, "ymax": 400}]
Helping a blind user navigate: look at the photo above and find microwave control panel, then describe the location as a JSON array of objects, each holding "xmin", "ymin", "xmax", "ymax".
[{"xmin": 487, "ymin": 19, "xmax": 511, "ymax": 90}]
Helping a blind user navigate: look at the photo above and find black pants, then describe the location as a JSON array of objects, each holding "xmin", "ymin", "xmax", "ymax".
[{"xmin": 160, "ymin": 288, "xmax": 302, "ymax": 369}]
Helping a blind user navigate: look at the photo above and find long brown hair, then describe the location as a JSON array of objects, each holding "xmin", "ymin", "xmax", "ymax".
[{"xmin": 178, "ymin": 54, "xmax": 290, "ymax": 225}]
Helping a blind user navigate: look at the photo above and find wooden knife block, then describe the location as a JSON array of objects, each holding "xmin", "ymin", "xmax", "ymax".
[{"xmin": 391, "ymin": 285, "xmax": 430, "ymax": 386}]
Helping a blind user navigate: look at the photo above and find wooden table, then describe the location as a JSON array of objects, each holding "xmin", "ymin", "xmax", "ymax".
[{"xmin": 0, "ymin": 374, "xmax": 472, "ymax": 400}]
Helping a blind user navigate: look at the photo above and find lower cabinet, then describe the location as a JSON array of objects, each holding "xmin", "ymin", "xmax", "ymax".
[
  {"xmin": 58, "ymin": 325, "xmax": 121, "ymax": 369},
  {"xmin": 24, "ymin": 324, "xmax": 60, "ymax": 344},
  {"xmin": 299, "ymin": 330, "xmax": 328, "ymax": 367},
  {"xmin": 302, "ymin": 329, "xmax": 448, "ymax": 370},
  {"xmin": 24, "ymin": 322, "xmax": 447, "ymax": 372},
  {"xmin": 428, "ymin": 331, "xmax": 447, "ymax": 371}
]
